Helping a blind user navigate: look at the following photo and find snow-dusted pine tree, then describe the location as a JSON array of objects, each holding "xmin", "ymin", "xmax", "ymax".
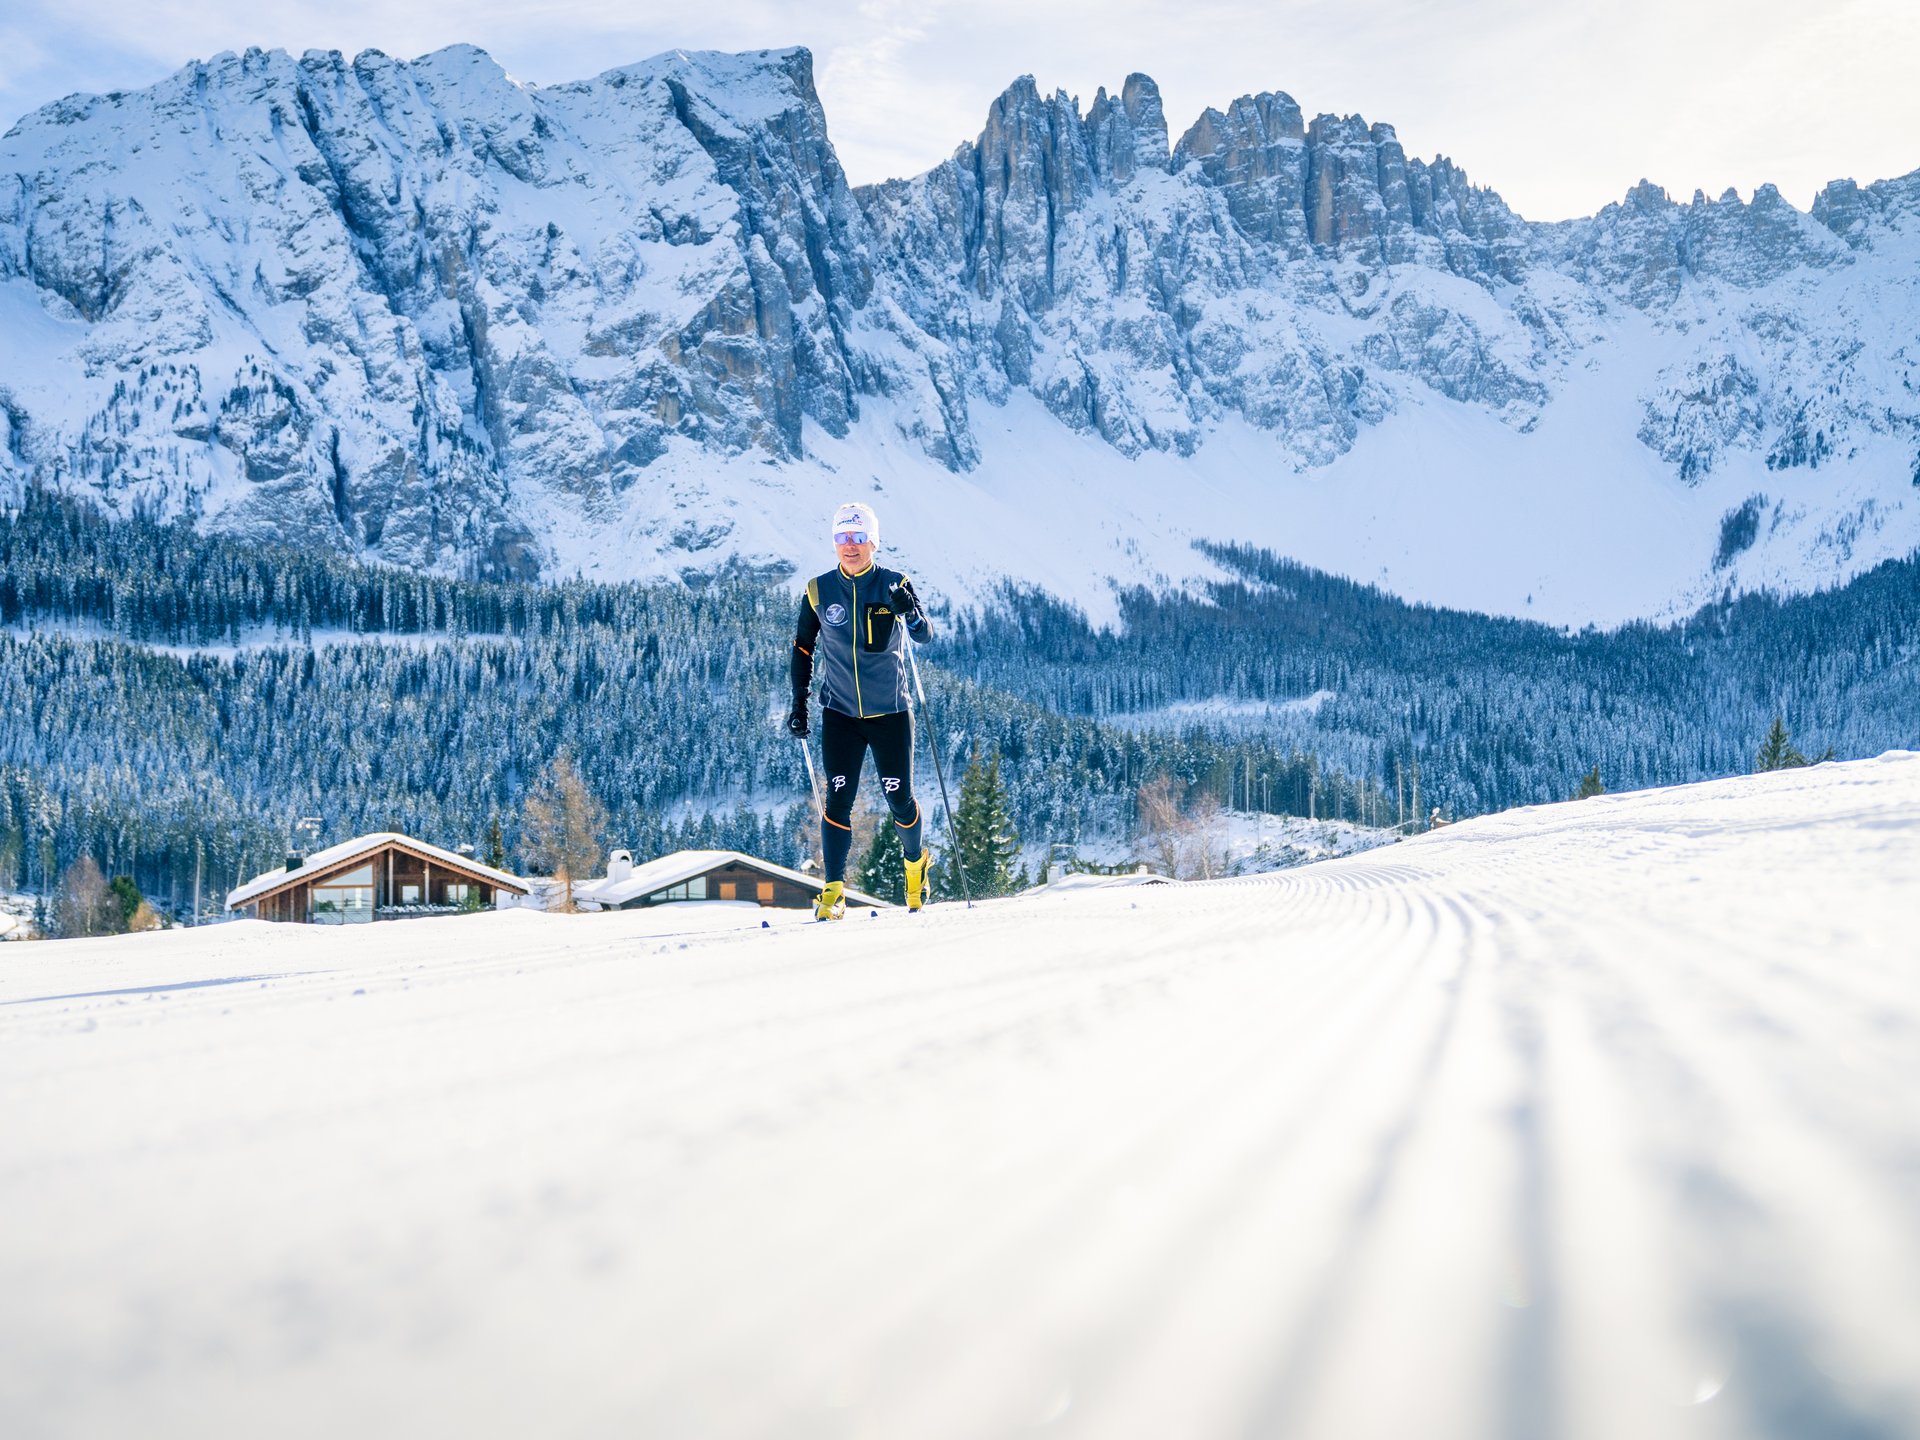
[
  {"xmin": 855, "ymin": 819, "xmax": 906, "ymax": 905},
  {"xmin": 1756, "ymin": 718, "xmax": 1808, "ymax": 772},
  {"xmin": 952, "ymin": 753, "xmax": 1025, "ymax": 898}
]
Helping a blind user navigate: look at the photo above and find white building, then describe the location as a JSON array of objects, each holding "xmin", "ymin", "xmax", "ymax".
[{"xmin": 575, "ymin": 849, "xmax": 888, "ymax": 911}]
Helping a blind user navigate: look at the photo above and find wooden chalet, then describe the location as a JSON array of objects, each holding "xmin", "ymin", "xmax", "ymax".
[
  {"xmin": 226, "ymin": 832, "xmax": 531, "ymax": 924},
  {"xmin": 576, "ymin": 849, "xmax": 887, "ymax": 911}
]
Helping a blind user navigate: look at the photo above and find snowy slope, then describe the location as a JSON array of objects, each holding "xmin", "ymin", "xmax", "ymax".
[
  {"xmin": 3, "ymin": 752, "xmax": 1917, "ymax": 1438},
  {"xmin": 2, "ymin": 47, "xmax": 1919, "ymax": 624}
]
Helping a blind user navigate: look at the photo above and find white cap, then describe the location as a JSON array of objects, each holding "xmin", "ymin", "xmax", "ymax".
[{"xmin": 832, "ymin": 501, "xmax": 879, "ymax": 546}]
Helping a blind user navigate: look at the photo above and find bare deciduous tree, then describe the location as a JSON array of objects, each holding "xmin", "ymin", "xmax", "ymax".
[
  {"xmin": 1137, "ymin": 776, "xmax": 1185, "ymax": 878},
  {"xmin": 52, "ymin": 856, "xmax": 121, "ymax": 938},
  {"xmin": 1135, "ymin": 777, "xmax": 1228, "ymax": 881},
  {"xmin": 520, "ymin": 754, "xmax": 608, "ymax": 913}
]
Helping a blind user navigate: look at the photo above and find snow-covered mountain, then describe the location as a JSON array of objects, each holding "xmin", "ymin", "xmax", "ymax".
[{"xmin": 3, "ymin": 44, "xmax": 1918, "ymax": 623}]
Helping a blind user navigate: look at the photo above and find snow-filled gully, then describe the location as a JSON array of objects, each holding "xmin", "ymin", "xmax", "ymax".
[{"xmin": 1, "ymin": 754, "xmax": 1916, "ymax": 1439}]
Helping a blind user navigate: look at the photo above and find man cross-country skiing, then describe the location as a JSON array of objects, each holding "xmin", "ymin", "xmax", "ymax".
[{"xmin": 788, "ymin": 501, "xmax": 932, "ymax": 919}]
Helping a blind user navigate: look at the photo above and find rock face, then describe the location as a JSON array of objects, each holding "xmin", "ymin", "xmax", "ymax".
[
  {"xmin": 0, "ymin": 45, "xmax": 969, "ymax": 574},
  {"xmin": 1, "ymin": 44, "xmax": 1918, "ymax": 585}
]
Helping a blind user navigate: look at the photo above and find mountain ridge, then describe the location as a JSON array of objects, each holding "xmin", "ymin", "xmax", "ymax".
[{"xmin": 1, "ymin": 42, "xmax": 1917, "ymax": 624}]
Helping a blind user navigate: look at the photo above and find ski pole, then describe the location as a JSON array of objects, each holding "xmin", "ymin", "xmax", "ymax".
[
  {"xmin": 907, "ymin": 643, "xmax": 972, "ymax": 908},
  {"xmin": 798, "ymin": 735, "xmax": 826, "ymax": 822}
]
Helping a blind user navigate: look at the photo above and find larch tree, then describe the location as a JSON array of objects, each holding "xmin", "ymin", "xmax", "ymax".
[
  {"xmin": 52, "ymin": 856, "xmax": 121, "ymax": 938},
  {"xmin": 519, "ymin": 754, "xmax": 608, "ymax": 912}
]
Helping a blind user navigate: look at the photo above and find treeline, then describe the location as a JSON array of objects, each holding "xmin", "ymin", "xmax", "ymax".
[
  {"xmin": 941, "ymin": 541, "xmax": 1920, "ymax": 814},
  {"xmin": 0, "ymin": 489, "xmax": 729, "ymax": 643},
  {"xmin": 0, "ymin": 496, "xmax": 1364, "ymax": 908},
  {"xmin": 8, "ymin": 491, "xmax": 1914, "ymax": 915}
]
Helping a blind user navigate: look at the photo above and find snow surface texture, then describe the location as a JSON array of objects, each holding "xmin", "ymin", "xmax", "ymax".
[
  {"xmin": 3, "ymin": 754, "xmax": 1917, "ymax": 1439},
  {"xmin": 1052, "ymin": 808, "xmax": 1395, "ymax": 880},
  {"xmin": 3, "ymin": 47, "xmax": 1919, "ymax": 624}
]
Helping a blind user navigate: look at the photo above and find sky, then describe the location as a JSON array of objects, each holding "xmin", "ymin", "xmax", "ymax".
[{"xmin": 2, "ymin": 0, "xmax": 1916, "ymax": 222}]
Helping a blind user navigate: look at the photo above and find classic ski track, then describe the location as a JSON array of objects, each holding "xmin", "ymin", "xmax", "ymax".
[{"xmin": 2, "ymin": 756, "xmax": 1917, "ymax": 1439}]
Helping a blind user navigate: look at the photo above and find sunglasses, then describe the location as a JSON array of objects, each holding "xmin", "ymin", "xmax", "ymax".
[{"xmin": 833, "ymin": 530, "xmax": 872, "ymax": 546}]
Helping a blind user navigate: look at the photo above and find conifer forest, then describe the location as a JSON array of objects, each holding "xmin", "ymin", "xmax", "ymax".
[{"xmin": 3, "ymin": 494, "xmax": 1916, "ymax": 909}]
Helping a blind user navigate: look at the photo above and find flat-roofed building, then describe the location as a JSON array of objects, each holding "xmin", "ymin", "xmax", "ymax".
[{"xmin": 226, "ymin": 833, "xmax": 531, "ymax": 924}]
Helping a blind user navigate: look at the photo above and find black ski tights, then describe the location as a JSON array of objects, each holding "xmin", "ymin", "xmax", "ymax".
[{"xmin": 820, "ymin": 707, "xmax": 923, "ymax": 881}]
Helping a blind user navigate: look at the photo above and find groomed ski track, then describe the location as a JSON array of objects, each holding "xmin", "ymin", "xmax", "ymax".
[{"xmin": 3, "ymin": 754, "xmax": 1918, "ymax": 1439}]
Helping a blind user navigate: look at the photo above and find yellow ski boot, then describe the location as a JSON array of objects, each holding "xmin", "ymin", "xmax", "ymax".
[
  {"xmin": 813, "ymin": 880, "xmax": 846, "ymax": 921},
  {"xmin": 904, "ymin": 853, "xmax": 929, "ymax": 913}
]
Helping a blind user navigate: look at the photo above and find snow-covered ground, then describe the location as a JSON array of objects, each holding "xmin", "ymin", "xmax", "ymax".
[
  {"xmin": 3, "ymin": 754, "xmax": 1917, "ymax": 1439},
  {"xmin": 0, "ymin": 893, "xmax": 32, "ymax": 940},
  {"xmin": 0, "ymin": 619, "xmax": 512, "ymax": 659},
  {"xmin": 1053, "ymin": 808, "xmax": 1397, "ymax": 880}
]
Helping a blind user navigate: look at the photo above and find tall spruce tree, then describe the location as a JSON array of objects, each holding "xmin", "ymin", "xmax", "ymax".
[
  {"xmin": 952, "ymin": 752, "xmax": 1025, "ymax": 898},
  {"xmin": 108, "ymin": 875, "xmax": 143, "ymax": 928},
  {"xmin": 1756, "ymin": 717, "xmax": 1808, "ymax": 772},
  {"xmin": 855, "ymin": 816, "xmax": 907, "ymax": 905}
]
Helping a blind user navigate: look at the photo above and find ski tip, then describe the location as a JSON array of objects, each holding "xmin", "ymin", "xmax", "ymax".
[
  {"xmin": 760, "ymin": 920, "xmax": 770, "ymax": 929},
  {"xmin": 869, "ymin": 909, "xmax": 879, "ymax": 917}
]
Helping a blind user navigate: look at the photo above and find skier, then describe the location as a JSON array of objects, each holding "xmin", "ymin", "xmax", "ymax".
[{"xmin": 788, "ymin": 501, "xmax": 932, "ymax": 919}]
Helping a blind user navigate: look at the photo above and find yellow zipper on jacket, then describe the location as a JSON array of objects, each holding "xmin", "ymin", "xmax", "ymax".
[{"xmin": 841, "ymin": 563, "xmax": 870, "ymax": 717}]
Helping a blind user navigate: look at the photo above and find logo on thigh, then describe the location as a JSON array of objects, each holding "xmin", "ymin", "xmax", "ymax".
[
  {"xmin": 882, "ymin": 776, "xmax": 901, "ymax": 793},
  {"xmin": 831, "ymin": 775, "xmax": 847, "ymax": 791}
]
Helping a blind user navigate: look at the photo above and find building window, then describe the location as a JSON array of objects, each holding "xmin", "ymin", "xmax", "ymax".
[
  {"xmin": 718, "ymin": 881, "xmax": 737, "ymax": 901},
  {"xmin": 401, "ymin": 884, "xmax": 421, "ymax": 904},
  {"xmin": 756, "ymin": 881, "xmax": 774, "ymax": 904},
  {"xmin": 446, "ymin": 883, "xmax": 473, "ymax": 905},
  {"xmin": 312, "ymin": 864, "xmax": 375, "ymax": 925},
  {"xmin": 646, "ymin": 876, "xmax": 710, "ymax": 904}
]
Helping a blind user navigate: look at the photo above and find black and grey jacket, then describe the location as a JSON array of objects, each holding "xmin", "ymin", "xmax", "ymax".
[{"xmin": 791, "ymin": 564, "xmax": 932, "ymax": 718}]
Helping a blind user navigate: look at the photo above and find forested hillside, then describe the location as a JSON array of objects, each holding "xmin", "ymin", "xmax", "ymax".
[
  {"xmin": 1, "ymin": 498, "xmax": 1357, "ymax": 907},
  {"xmin": 947, "ymin": 541, "xmax": 1920, "ymax": 814},
  {"xmin": 4, "ymin": 496, "xmax": 1915, "ymax": 910}
]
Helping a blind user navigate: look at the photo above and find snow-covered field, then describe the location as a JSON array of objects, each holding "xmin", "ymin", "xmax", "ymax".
[
  {"xmin": 3, "ymin": 754, "xmax": 1917, "ymax": 1439},
  {"xmin": 1053, "ymin": 808, "xmax": 1397, "ymax": 880}
]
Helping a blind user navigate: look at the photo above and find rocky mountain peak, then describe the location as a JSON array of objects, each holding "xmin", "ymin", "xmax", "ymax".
[
  {"xmin": 1085, "ymin": 74, "xmax": 1169, "ymax": 184},
  {"xmin": 1, "ymin": 45, "xmax": 1916, "ymax": 611}
]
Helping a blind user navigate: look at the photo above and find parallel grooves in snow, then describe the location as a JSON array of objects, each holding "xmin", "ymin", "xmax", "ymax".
[{"xmin": 1, "ymin": 753, "xmax": 1916, "ymax": 1438}]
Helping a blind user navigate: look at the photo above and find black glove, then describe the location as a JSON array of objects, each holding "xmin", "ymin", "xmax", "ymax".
[
  {"xmin": 890, "ymin": 576, "xmax": 924, "ymax": 623},
  {"xmin": 787, "ymin": 699, "xmax": 809, "ymax": 737}
]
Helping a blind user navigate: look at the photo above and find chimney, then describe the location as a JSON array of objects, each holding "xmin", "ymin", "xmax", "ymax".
[
  {"xmin": 286, "ymin": 853, "xmax": 304, "ymax": 872},
  {"xmin": 607, "ymin": 849, "xmax": 633, "ymax": 883}
]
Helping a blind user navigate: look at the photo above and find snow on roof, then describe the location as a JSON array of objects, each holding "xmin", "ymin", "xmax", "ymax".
[
  {"xmin": 227, "ymin": 833, "xmax": 529, "ymax": 909},
  {"xmin": 577, "ymin": 849, "xmax": 887, "ymax": 909},
  {"xmin": 1033, "ymin": 870, "xmax": 1175, "ymax": 892}
]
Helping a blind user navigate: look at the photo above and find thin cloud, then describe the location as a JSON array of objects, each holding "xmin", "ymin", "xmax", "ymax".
[{"xmin": 3, "ymin": 0, "xmax": 1916, "ymax": 221}]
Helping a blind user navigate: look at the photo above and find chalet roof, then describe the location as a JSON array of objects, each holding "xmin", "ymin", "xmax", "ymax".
[
  {"xmin": 577, "ymin": 849, "xmax": 888, "ymax": 909},
  {"xmin": 227, "ymin": 833, "xmax": 530, "ymax": 909},
  {"xmin": 1036, "ymin": 869, "xmax": 1174, "ymax": 892}
]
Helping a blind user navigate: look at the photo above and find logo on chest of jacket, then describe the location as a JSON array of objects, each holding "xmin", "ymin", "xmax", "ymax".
[{"xmin": 822, "ymin": 602, "xmax": 848, "ymax": 626}]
